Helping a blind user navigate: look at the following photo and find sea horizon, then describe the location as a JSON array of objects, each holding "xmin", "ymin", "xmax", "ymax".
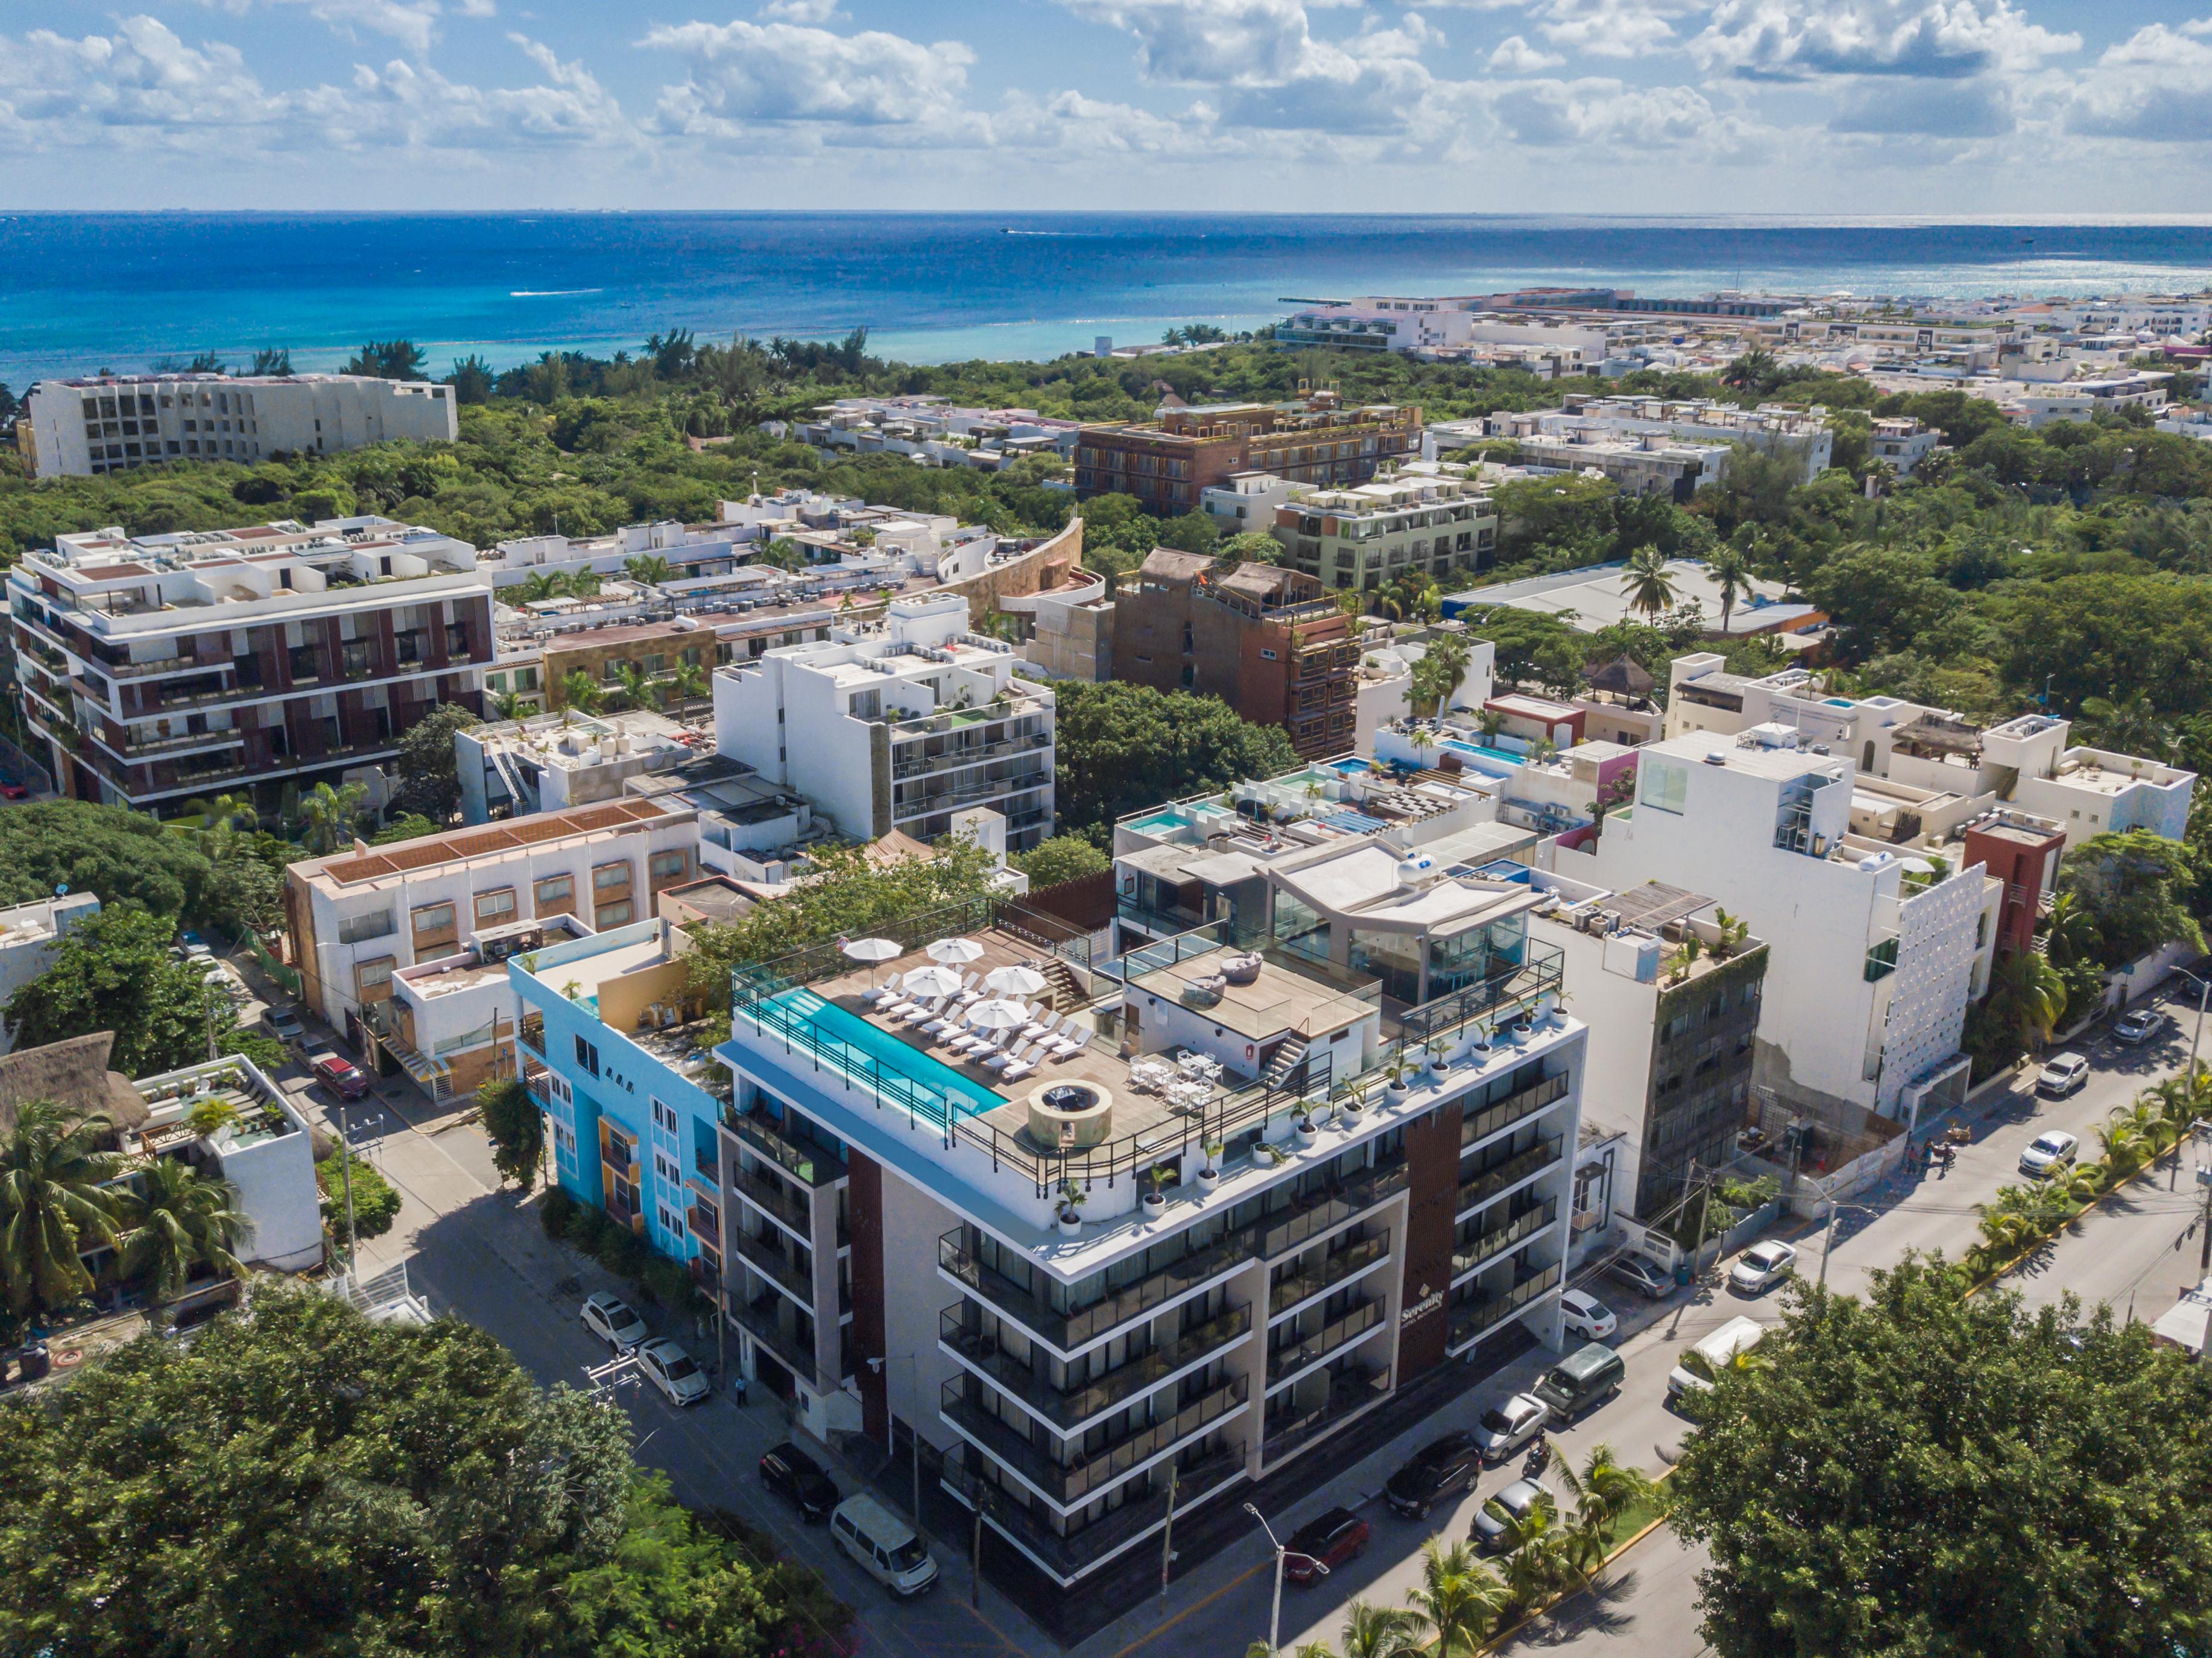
[{"xmin": 3, "ymin": 210, "xmax": 2208, "ymax": 391}]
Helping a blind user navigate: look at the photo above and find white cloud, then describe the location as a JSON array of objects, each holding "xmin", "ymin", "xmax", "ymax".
[
  {"xmin": 1531, "ymin": 0, "xmax": 1704, "ymax": 59},
  {"xmin": 1060, "ymin": 0, "xmax": 1324, "ymax": 87},
  {"xmin": 196, "ymin": 0, "xmax": 457, "ymax": 55},
  {"xmin": 1487, "ymin": 33, "xmax": 1564, "ymax": 72},
  {"xmin": 2064, "ymin": 21, "xmax": 2212, "ymax": 143},
  {"xmin": 644, "ymin": 19, "xmax": 991, "ymax": 147},
  {"xmin": 1828, "ymin": 77, "xmax": 2013, "ymax": 136},
  {"xmin": 1486, "ymin": 75, "xmax": 1736, "ymax": 145},
  {"xmin": 759, "ymin": 0, "xmax": 838, "ymax": 21},
  {"xmin": 1693, "ymin": 0, "xmax": 2078, "ymax": 81},
  {"xmin": 0, "ymin": 18, "xmax": 273, "ymax": 142}
]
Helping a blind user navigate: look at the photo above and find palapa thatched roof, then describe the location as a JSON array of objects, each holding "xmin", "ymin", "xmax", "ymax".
[
  {"xmin": 1585, "ymin": 655, "xmax": 1657, "ymax": 697},
  {"xmin": 0, "ymin": 1033, "xmax": 149, "ymax": 1144}
]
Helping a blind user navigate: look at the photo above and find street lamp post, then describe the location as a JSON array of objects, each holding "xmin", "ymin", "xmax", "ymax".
[{"xmin": 1243, "ymin": 1504, "xmax": 1326, "ymax": 1657}]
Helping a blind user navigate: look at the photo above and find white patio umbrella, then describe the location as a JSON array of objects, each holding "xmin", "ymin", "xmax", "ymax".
[
  {"xmin": 927, "ymin": 937, "xmax": 987, "ymax": 966},
  {"xmin": 900, "ymin": 964, "xmax": 967, "ymax": 1000},
  {"xmin": 965, "ymin": 998, "xmax": 1030, "ymax": 1031},
  {"xmin": 841, "ymin": 936, "xmax": 903, "ymax": 997},
  {"xmin": 984, "ymin": 964, "xmax": 1050, "ymax": 999}
]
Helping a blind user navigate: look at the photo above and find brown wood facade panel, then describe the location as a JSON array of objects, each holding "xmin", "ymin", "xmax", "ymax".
[{"xmin": 1395, "ymin": 1100, "xmax": 1464, "ymax": 1381}]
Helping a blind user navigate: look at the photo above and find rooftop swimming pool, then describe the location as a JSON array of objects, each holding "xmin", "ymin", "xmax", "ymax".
[
  {"xmin": 1330, "ymin": 758, "xmax": 1373, "ymax": 774},
  {"xmin": 764, "ymin": 988, "xmax": 1005, "ymax": 1119},
  {"xmin": 1441, "ymin": 738, "xmax": 1526, "ymax": 767}
]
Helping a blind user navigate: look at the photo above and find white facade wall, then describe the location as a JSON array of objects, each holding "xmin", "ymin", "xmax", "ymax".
[
  {"xmin": 25, "ymin": 374, "xmax": 457, "ymax": 479},
  {"xmin": 0, "ymin": 893, "xmax": 100, "ymax": 1053},
  {"xmin": 1871, "ymin": 869, "xmax": 1991, "ymax": 1114}
]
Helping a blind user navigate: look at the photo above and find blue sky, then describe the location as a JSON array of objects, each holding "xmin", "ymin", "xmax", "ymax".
[{"xmin": 5, "ymin": 0, "xmax": 2212, "ymax": 211}]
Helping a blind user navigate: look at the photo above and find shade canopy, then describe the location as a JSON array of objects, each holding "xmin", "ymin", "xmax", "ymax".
[
  {"xmin": 1897, "ymin": 856, "xmax": 1936, "ymax": 875},
  {"xmin": 926, "ymin": 937, "xmax": 987, "ymax": 965},
  {"xmin": 841, "ymin": 937, "xmax": 903, "ymax": 964},
  {"xmin": 965, "ymin": 998, "xmax": 1031, "ymax": 1031},
  {"xmin": 1584, "ymin": 654, "xmax": 1657, "ymax": 697},
  {"xmin": 900, "ymin": 964, "xmax": 967, "ymax": 999},
  {"xmin": 984, "ymin": 964, "xmax": 1051, "ymax": 998}
]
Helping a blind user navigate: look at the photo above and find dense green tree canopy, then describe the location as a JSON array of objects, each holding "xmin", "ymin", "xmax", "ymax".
[
  {"xmin": 392, "ymin": 704, "xmax": 482, "ymax": 822},
  {"xmin": 1011, "ymin": 834, "xmax": 1112, "ymax": 890},
  {"xmin": 3, "ymin": 902, "xmax": 232, "ymax": 1077},
  {"xmin": 0, "ymin": 1285, "xmax": 850, "ymax": 1657},
  {"xmin": 1051, "ymin": 680, "xmax": 1301, "ymax": 846},
  {"xmin": 1671, "ymin": 1257, "xmax": 2212, "ymax": 1658},
  {"xmin": 0, "ymin": 802, "xmax": 213, "ymax": 920}
]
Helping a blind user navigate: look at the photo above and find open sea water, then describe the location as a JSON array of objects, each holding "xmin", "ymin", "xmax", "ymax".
[{"xmin": 2, "ymin": 212, "xmax": 2208, "ymax": 388}]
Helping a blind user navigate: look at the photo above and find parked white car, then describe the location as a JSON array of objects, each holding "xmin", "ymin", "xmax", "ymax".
[
  {"xmin": 1728, "ymin": 1241, "xmax": 1798, "ymax": 1296},
  {"xmin": 2020, "ymin": 1130, "xmax": 2080, "ymax": 1179},
  {"xmin": 581, "ymin": 1291, "xmax": 649, "ymax": 1353},
  {"xmin": 1559, "ymin": 1288, "xmax": 1618, "ymax": 1341},
  {"xmin": 637, "ymin": 1337, "xmax": 712, "ymax": 1406}
]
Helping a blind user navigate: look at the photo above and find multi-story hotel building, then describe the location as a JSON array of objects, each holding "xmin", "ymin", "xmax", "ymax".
[
  {"xmin": 1073, "ymin": 392, "xmax": 1423, "ymax": 516},
  {"xmin": 17, "ymin": 373, "xmax": 458, "ymax": 479},
  {"xmin": 712, "ymin": 592, "xmax": 1056, "ymax": 852},
  {"xmin": 519, "ymin": 844, "xmax": 1585, "ymax": 1628},
  {"xmin": 10, "ymin": 516, "xmax": 494, "ymax": 815},
  {"xmin": 1274, "ymin": 462, "xmax": 1499, "ymax": 592}
]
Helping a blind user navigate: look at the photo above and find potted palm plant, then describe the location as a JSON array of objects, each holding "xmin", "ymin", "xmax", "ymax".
[
  {"xmin": 1196, "ymin": 1139, "xmax": 1225, "ymax": 1188},
  {"xmin": 1143, "ymin": 1166, "xmax": 1172, "ymax": 1213},
  {"xmin": 1294, "ymin": 1112, "xmax": 1318, "ymax": 1148},
  {"xmin": 1056, "ymin": 1179, "xmax": 1087, "ymax": 1235},
  {"xmin": 1385, "ymin": 1058, "xmax": 1412, "ymax": 1106}
]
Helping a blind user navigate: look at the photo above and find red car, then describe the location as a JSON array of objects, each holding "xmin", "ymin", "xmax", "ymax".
[
  {"xmin": 312, "ymin": 1054, "xmax": 371, "ymax": 1100},
  {"xmin": 0, "ymin": 782, "xmax": 27, "ymax": 800},
  {"xmin": 1284, "ymin": 1507, "xmax": 1368, "ymax": 1584}
]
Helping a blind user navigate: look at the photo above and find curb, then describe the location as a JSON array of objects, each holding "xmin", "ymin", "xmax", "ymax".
[
  {"xmin": 1963, "ymin": 1139, "xmax": 2192, "ymax": 1298},
  {"xmin": 1468, "ymin": 1474, "xmax": 1677, "ymax": 1656}
]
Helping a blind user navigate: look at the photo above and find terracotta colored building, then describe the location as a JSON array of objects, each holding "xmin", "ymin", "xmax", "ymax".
[
  {"xmin": 1111, "ymin": 552, "xmax": 1360, "ymax": 758},
  {"xmin": 1963, "ymin": 810, "xmax": 2067, "ymax": 957},
  {"xmin": 1073, "ymin": 391, "xmax": 1423, "ymax": 517}
]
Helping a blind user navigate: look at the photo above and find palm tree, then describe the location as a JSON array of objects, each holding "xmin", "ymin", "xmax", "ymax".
[
  {"xmin": 1403, "ymin": 1537, "xmax": 1506, "ymax": 1658},
  {"xmin": 1704, "ymin": 546, "xmax": 1753, "ymax": 636},
  {"xmin": 297, "ymin": 780, "xmax": 369, "ymax": 857},
  {"xmin": 2076, "ymin": 688, "xmax": 2173, "ymax": 759},
  {"xmin": 622, "ymin": 554, "xmax": 674, "ymax": 586},
  {"xmin": 116, "ymin": 1156, "xmax": 248, "ymax": 1302},
  {"xmin": 613, "ymin": 662, "xmax": 654, "ymax": 712},
  {"xmin": 756, "ymin": 537, "xmax": 804, "ymax": 573},
  {"xmin": 1620, "ymin": 546, "xmax": 1678, "ymax": 623},
  {"xmin": 2041, "ymin": 891, "xmax": 2100, "ymax": 969},
  {"xmin": 490, "ymin": 689, "xmax": 532, "ymax": 723},
  {"xmin": 1475, "ymin": 709, "xmax": 1508, "ymax": 744},
  {"xmin": 1496, "ymin": 1498, "xmax": 1572, "ymax": 1611},
  {"xmin": 1555, "ymin": 1442, "xmax": 1659, "ymax": 1539},
  {"xmin": 1985, "ymin": 949, "xmax": 2067, "ymax": 1054},
  {"xmin": 665, "ymin": 661, "xmax": 709, "ymax": 714},
  {"xmin": 0, "ymin": 1100, "xmax": 127, "ymax": 1316},
  {"xmin": 182, "ymin": 793, "xmax": 256, "ymax": 835},
  {"xmin": 1722, "ymin": 345, "xmax": 1779, "ymax": 395},
  {"xmin": 1339, "ymin": 1599, "xmax": 1423, "ymax": 1658},
  {"xmin": 1413, "ymin": 633, "xmax": 1474, "ymax": 718},
  {"xmin": 515, "ymin": 570, "xmax": 565, "ymax": 606},
  {"xmin": 561, "ymin": 669, "xmax": 607, "ymax": 715},
  {"xmin": 2097, "ymin": 1119, "xmax": 2147, "ymax": 1176}
]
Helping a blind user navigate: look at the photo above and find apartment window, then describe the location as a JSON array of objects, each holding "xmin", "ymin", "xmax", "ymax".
[
  {"xmin": 341, "ymin": 640, "xmax": 372, "ymax": 679},
  {"xmin": 656, "ymin": 1203, "xmax": 681, "ymax": 1235},
  {"xmin": 652, "ymin": 1098, "xmax": 679, "ymax": 1134},
  {"xmin": 446, "ymin": 622, "xmax": 469, "ymax": 657},
  {"xmin": 654, "ymin": 1150, "xmax": 680, "ymax": 1186},
  {"xmin": 595, "ymin": 899, "xmax": 634, "ymax": 928},
  {"xmin": 648, "ymin": 850, "xmax": 687, "ymax": 883},
  {"xmin": 410, "ymin": 901, "xmax": 458, "ymax": 951},
  {"xmin": 473, "ymin": 888, "xmax": 517, "ymax": 928},
  {"xmin": 338, "ymin": 908, "xmax": 396, "ymax": 946},
  {"xmin": 574, "ymin": 1034, "xmax": 599, "ymax": 1077},
  {"xmin": 592, "ymin": 861, "xmax": 632, "ymax": 893},
  {"xmin": 394, "ymin": 629, "xmax": 423, "ymax": 665},
  {"xmin": 534, "ymin": 873, "xmax": 575, "ymax": 914},
  {"xmin": 355, "ymin": 956, "xmax": 395, "ymax": 1001}
]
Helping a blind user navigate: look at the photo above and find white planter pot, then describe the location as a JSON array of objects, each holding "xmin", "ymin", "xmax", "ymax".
[
  {"xmin": 1057, "ymin": 1210, "xmax": 1082, "ymax": 1235},
  {"xmin": 1143, "ymin": 1192, "xmax": 1166, "ymax": 1213},
  {"xmin": 1386, "ymin": 1082, "xmax": 1411, "ymax": 1106},
  {"xmin": 1254, "ymin": 1143, "xmax": 1281, "ymax": 1166},
  {"xmin": 1196, "ymin": 1166, "xmax": 1221, "ymax": 1189}
]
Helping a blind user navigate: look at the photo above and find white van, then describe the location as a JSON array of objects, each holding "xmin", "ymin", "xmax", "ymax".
[
  {"xmin": 830, "ymin": 1495, "xmax": 940, "ymax": 1598},
  {"xmin": 1666, "ymin": 1316, "xmax": 1766, "ymax": 1399}
]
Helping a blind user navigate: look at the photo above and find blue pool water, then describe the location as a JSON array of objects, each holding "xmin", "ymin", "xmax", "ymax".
[
  {"xmin": 770, "ymin": 987, "xmax": 1005, "ymax": 1116},
  {"xmin": 1331, "ymin": 759, "xmax": 1373, "ymax": 775},
  {"xmin": 1441, "ymin": 738, "xmax": 1527, "ymax": 767}
]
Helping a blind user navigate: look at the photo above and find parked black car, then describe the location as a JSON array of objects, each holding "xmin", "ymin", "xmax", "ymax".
[
  {"xmin": 760, "ymin": 1441, "xmax": 839, "ymax": 1522},
  {"xmin": 1385, "ymin": 1431, "xmax": 1483, "ymax": 1519}
]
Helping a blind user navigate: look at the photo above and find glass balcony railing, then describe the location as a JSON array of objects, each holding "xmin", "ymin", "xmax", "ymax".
[
  {"xmin": 1261, "ymin": 1366, "xmax": 1389, "ymax": 1465},
  {"xmin": 956, "ymin": 1443, "xmax": 1245, "ymax": 1581},
  {"xmin": 728, "ymin": 1162, "xmax": 817, "ymax": 1240},
  {"xmin": 728, "ymin": 1293, "xmax": 821, "ymax": 1391},
  {"xmin": 1455, "ymin": 1138, "xmax": 1563, "ymax": 1218},
  {"xmin": 1446, "ymin": 1262, "xmax": 1563, "ymax": 1353},
  {"xmin": 1269, "ymin": 1230, "xmax": 1389, "ymax": 1318},
  {"xmin": 730, "ymin": 1227, "xmax": 813, "ymax": 1306},
  {"xmin": 725, "ymin": 1108, "xmax": 845, "ymax": 1188},
  {"xmin": 1458, "ymin": 1070, "xmax": 1571, "ymax": 1151},
  {"xmin": 938, "ymin": 1157, "xmax": 1403, "ymax": 1353},
  {"xmin": 940, "ymin": 1303, "xmax": 1253, "ymax": 1432},
  {"xmin": 1266, "ymin": 1297, "xmax": 1385, "ymax": 1386},
  {"xmin": 1450, "ymin": 1200, "xmax": 1556, "ymax": 1282},
  {"xmin": 941, "ymin": 1373, "xmax": 1249, "ymax": 1509}
]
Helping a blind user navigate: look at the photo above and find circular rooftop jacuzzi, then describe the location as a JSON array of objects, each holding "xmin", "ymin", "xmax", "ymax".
[{"xmin": 1028, "ymin": 1081, "xmax": 1114, "ymax": 1151}]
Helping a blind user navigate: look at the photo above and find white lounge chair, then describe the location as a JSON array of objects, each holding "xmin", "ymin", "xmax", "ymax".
[
  {"xmin": 946, "ymin": 1024, "xmax": 991, "ymax": 1055},
  {"xmin": 1001, "ymin": 1047, "xmax": 1041, "ymax": 1083},
  {"xmin": 877, "ymin": 996, "xmax": 915, "ymax": 1019},
  {"xmin": 1042, "ymin": 1025, "xmax": 1080, "ymax": 1059},
  {"xmin": 920, "ymin": 1006, "xmax": 958, "ymax": 1036},
  {"xmin": 1021, "ymin": 1009, "xmax": 1063, "ymax": 1042},
  {"xmin": 985, "ymin": 1039, "xmax": 1037, "ymax": 1074},
  {"xmin": 902, "ymin": 996, "xmax": 945, "ymax": 1025},
  {"xmin": 953, "ymin": 973, "xmax": 985, "ymax": 1005},
  {"xmin": 962, "ymin": 1029, "xmax": 1013, "ymax": 1064},
  {"xmin": 1050, "ymin": 1028, "xmax": 1094, "ymax": 1063}
]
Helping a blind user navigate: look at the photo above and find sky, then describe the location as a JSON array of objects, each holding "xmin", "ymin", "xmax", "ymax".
[{"xmin": 4, "ymin": 0, "xmax": 2212, "ymax": 213}]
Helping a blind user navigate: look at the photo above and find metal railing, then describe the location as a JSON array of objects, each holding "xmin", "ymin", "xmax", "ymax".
[
  {"xmin": 1395, "ymin": 943, "xmax": 1566, "ymax": 1049},
  {"xmin": 1459, "ymin": 1069, "xmax": 1571, "ymax": 1150},
  {"xmin": 730, "ymin": 1226, "xmax": 813, "ymax": 1305},
  {"xmin": 728, "ymin": 1162, "xmax": 817, "ymax": 1239},
  {"xmin": 1446, "ymin": 1262, "xmax": 1561, "ymax": 1352},
  {"xmin": 725, "ymin": 1107, "xmax": 845, "ymax": 1188},
  {"xmin": 942, "ymin": 1373, "xmax": 1248, "ymax": 1508},
  {"xmin": 1450, "ymin": 1200, "xmax": 1556, "ymax": 1282},
  {"xmin": 1261, "ymin": 1366, "xmax": 1389, "ymax": 1464},
  {"xmin": 940, "ymin": 1302, "xmax": 1252, "ymax": 1433},
  {"xmin": 1270, "ymin": 1229, "xmax": 1389, "ymax": 1317},
  {"xmin": 1266, "ymin": 1297, "xmax": 1383, "ymax": 1385},
  {"xmin": 1456, "ymin": 1138, "xmax": 1564, "ymax": 1218},
  {"xmin": 728, "ymin": 1294, "xmax": 821, "ymax": 1391},
  {"xmin": 519, "ymin": 1014, "xmax": 545, "ymax": 1056},
  {"xmin": 955, "ymin": 1443, "xmax": 1245, "ymax": 1580}
]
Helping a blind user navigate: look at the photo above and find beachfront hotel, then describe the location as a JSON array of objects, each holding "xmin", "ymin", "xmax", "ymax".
[{"xmin": 516, "ymin": 823, "xmax": 1585, "ymax": 1627}]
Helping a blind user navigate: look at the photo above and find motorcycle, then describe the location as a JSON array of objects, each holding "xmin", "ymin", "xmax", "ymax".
[{"xmin": 1523, "ymin": 1435, "xmax": 1550, "ymax": 1477}]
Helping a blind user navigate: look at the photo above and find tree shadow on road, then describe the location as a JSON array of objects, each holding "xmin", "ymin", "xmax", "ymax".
[{"xmin": 1494, "ymin": 1560, "xmax": 1648, "ymax": 1650}]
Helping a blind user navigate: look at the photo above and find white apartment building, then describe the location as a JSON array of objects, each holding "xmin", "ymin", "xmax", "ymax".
[
  {"xmin": 1663, "ymin": 654, "xmax": 2196, "ymax": 852},
  {"xmin": 1274, "ymin": 462, "xmax": 1499, "ymax": 592},
  {"xmin": 794, "ymin": 396, "xmax": 1082, "ymax": 470},
  {"xmin": 1479, "ymin": 396, "xmax": 1835, "ymax": 486},
  {"xmin": 19, "ymin": 373, "xmax": 458, "ymax": 479},
  {"xmin": 1352, "ymin": 627, "xmax": 1497, "ymax": 753},
  {"xmin": 2004, "ymin": 372, "xmax": 2173, "ymax": 428},
  {"xmin": 1550, "ymin": 726, "xmax": 2000, "ymax": 1124},
  {"xmin": 1199, "ymin": 471, "xmax": 1307, "ymax": 535},
  {"xmin": 1868, "ymin": 416, "xmax": 1943, "ymax": 476},
  {"xmin": 10, "ymin": 516, "xmax": 493, "ymax": 815},
  {"xmin": 712, "ymin": 593, "xmax": 1056, "ymax": 852},
  {"xmin": 130, "ymin": 1052, "xmax": 324, "ymax": 1271},
  {"xmin": 455, "ymin": 709, "xmax": 697, "ymax": 825},
  {"xmin": 283, "ymin": 797, "xmax": 701, "ymax": 1049}
]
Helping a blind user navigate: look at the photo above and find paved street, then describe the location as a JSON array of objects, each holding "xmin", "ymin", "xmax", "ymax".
[{"xmin": 1075, "ymin": 982, "xmax": 2208, "ymax": 1658}]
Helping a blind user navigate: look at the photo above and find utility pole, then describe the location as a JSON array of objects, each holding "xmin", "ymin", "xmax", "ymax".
[
  {"xmin": 2197, "ymin": 1164, "xmax": 2212, "ymax": 1274},
  {"xmin": 971, "ymin": 1487, "xmax": 986, "ymax": 1611},
  {"xmin": 338, "ymin": 1098, "xmax": 358, "ymax": 1288}
]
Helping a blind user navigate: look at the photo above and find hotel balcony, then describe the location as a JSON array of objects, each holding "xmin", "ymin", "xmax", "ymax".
[
  {"xmin": 1260, "ymin": 1365, "xmax": 1390, "ymax": 1465},
  {"xmin": 947, "ymin": 1443, "xmax": 1245, "ymax": 1584},
  {"xmin": 728, "ymin": 1225, "xmax": 814, "ymax": 1307},
  {"xmin": 1449, "ymin": 1199, "xmax": 1557, "ymax": 1286},
  {"xmin": 724, "ymin": 1106, "xmax": 845, "ymax": 1188},
  {"xmin": 938, "ymin": 1302, "xmax": 1253, "ymax": 1434},
  {"xmin": 1269, "ymin": 1229, "xmax": 1391, "ymax": 1318},
  {"xmin": 1446, "ymin": 1261, "xmax": 1563, "ymax": 1355},
  {"xmin": 1455, "ymin": 1137, "xmax": 1564, "ymax": 1221},
  {"xmin": 1459, "ymin": 1069, "xmax": 1572, "ymax": 1153},
  {"xmin": 728, "ymin": 1292, "xmax": 824, "ymax": 1393},
  {"xmin": 728, "ymin": 1160, "xmax": 827, "ymax": 1244},
  {"xmin": 1265, "ymin": 1296, "xmax": 1386, "ymax": 1388},
  {"xmin": 940, "ymin": 1373, "xmax": 1249, "ymax": 1511}
]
